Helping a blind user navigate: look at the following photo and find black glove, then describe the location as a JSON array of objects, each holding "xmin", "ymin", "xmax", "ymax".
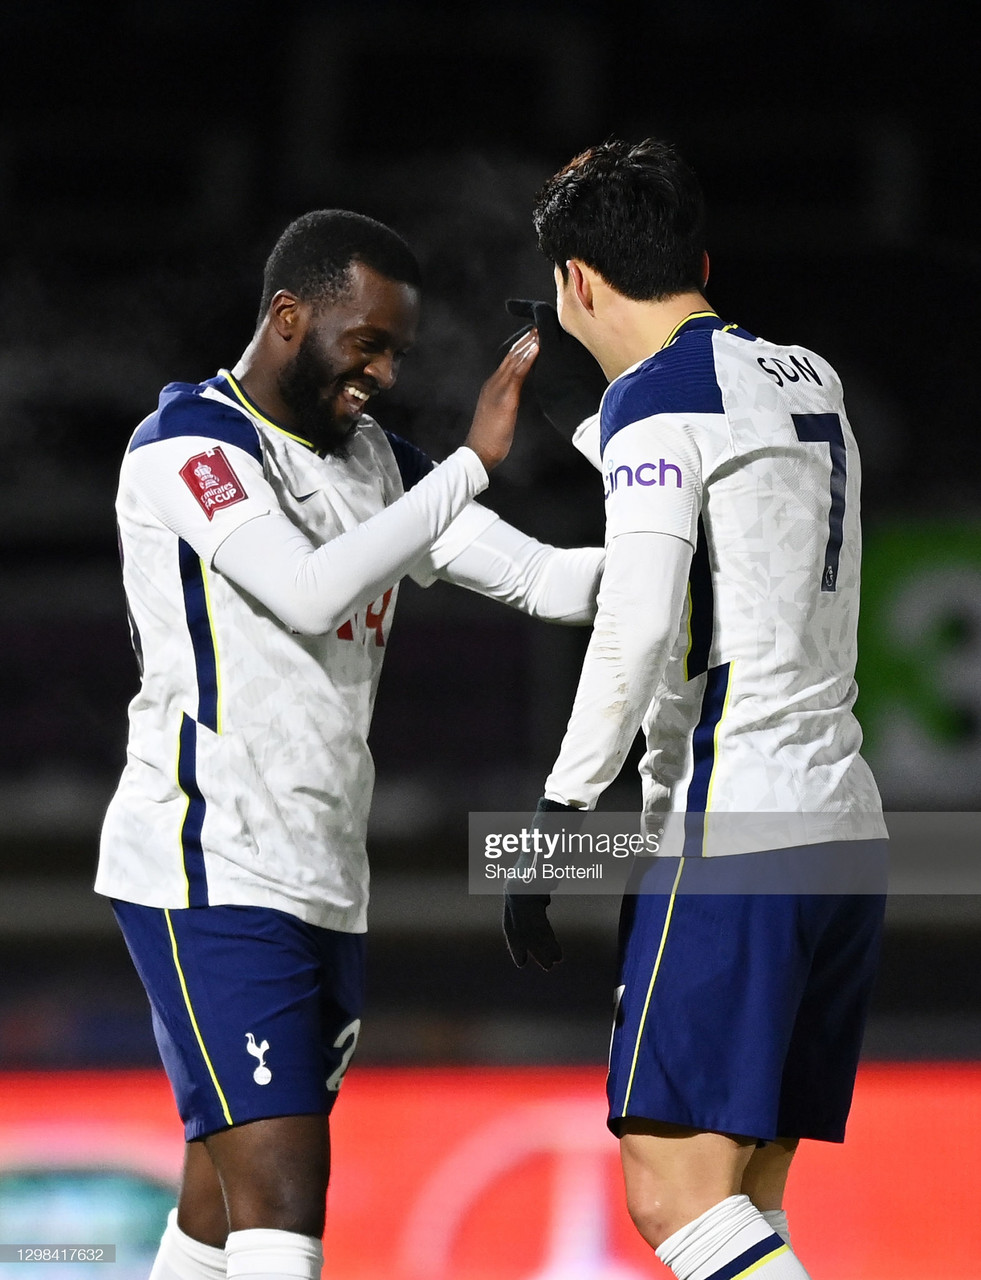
[
  {"xmin": 502, "ymin": 797, "xmax": 578, "ymax": 970},
  {"xmin": 504, "ymin": 299, "xmax": 607, "ymax": 440}
]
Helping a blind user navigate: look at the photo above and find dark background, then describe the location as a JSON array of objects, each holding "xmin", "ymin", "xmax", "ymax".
[{"xmin": 1, "ymin": 0, "xmax": 979, "ymax": 1069}]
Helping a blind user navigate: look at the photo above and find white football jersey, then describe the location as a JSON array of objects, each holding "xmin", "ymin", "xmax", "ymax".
[
  {"xmin": 600, "ymin": 313, "xmax": 886, "ymax": 854},
  {"xmin": 97, "ymin": 371, "xmax": 476, "ymax": 930}
]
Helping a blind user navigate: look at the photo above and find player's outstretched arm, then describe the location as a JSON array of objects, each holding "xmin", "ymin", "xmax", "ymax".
[
  {"xmin": 431, "ymin": 513, "xmax": 604, "ymax": 624},
  {"xmin": 133, "ymin": 335, "xmax": 538, "ymax": 637},
  {"xmin": 402, "ymin": 318, "xmax": 605, "ymax": 619}
]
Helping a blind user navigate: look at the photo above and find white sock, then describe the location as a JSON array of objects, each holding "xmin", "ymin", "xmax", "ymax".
[
  {"xmin": 655, "ymin": 1194, "xmax": 811, "ymax": 1279},
  {"xmin": 149, "ymin": 1209, "xmax": 227, "ymax": 1280},
  {"xmin": 761, "ymin": 1207, "xmax": 792, "ymax": 1247},
  {"xmin": 225, "ymin": 1228, "xmax": 323, "ymax": 1280}
]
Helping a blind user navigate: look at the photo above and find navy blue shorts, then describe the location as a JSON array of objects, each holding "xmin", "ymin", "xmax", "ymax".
[
  {"xmin": 607, "ymin": 842, "xmax": 887, "ymax": 1144},
  {"xmin": 113, "ymin": 901, "xmax": 366, "ymax": 1141}
]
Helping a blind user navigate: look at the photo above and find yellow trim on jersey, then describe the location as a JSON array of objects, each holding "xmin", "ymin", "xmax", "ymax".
[
  {"xmin": 165, "ymin": 909, "xmax": 234, "ymax": 1127},
  {"xmin": 731, "ymin": 1244, "xmax": 791, "ymax": 1278},
  {"xmin": 221, "ymin": 370, "xmax": 316, "ymax": 449},
  {"xmin": 620, "ymin": 857, "xmax": 686, "ymax": 1115},
  {"xmin": 704, "ymin": 662, "xmax": 734, "ymax": 815},
  {"xmin": 199, "ymin": 562, "xmax": 223, "ymax": 734},
  {"xmin": 662, "ymin": 310, "xmax": 719, "ymax": 350}
]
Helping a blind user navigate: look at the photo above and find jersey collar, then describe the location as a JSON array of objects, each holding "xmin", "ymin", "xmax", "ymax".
[
  {"xmin": 603, "ymin": 311, "xmax": 727, "ymax": 397},
  {"xmin": 662, "ymin": 310, "xmax": 724, "ymax": 348},
  {"xmin": 215, "ymin": 370, "xmax": 318, "ymax": 451}
]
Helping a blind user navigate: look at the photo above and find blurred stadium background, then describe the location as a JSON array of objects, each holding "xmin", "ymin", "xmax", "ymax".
[{"xmin": 1, "ymin": 2, "xmax": 979, "ymax": 1276}]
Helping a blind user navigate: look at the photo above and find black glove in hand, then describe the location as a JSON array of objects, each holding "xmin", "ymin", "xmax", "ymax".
[
  {"xmin": 502, "ymin": 797, "xmax": 578, "ymax": 971},
  {"xmin": 504, "ymin": 299, "xmax": 607, "ymax": 440},
  {"xmin": 503, "ymin": 891, "xmax": 561, "ymax": 970}
]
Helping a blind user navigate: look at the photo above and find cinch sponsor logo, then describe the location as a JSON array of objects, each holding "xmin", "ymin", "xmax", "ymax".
[{"xmin": 604, "ymin": 458, "xmax": 683, "ymax": 497}]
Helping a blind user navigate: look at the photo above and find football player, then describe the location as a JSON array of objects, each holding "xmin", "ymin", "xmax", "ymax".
[
  {"xmin": 505, "ymin": 140, "xmax": 888, "ymax": 1280},
  {"xmin": 99, "ymin": 210, "xmax": 604, "ymax": 1280}
]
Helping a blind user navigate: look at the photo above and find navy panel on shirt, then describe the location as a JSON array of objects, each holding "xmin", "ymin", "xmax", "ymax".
[
  {"xmin": 384, "ymin": 430, "xmax": 435, "ymax": 491},
  {"xmin": 130, "ymin": 382, "xmax": 263, "ymax": 463},
  {"xmin": 685, "ymin": 518, "xmax": 713, "ymax": 680},
  {"xmin": 601, "ymin": 320, "xmax": 727, "ymax": 455}
]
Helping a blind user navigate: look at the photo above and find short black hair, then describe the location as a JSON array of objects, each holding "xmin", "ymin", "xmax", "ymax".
[
  {"xmin": 258, "ymin": 209, "xmax": 421, "ymax": 320},
  {"xmin": 533, "ymin": 138, "xmax": 706, "ymax": 301}
]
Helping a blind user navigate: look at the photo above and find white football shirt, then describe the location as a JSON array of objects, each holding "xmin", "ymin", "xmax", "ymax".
[
  {"xmin": 546, "ymin": 312, "xmax": 886, "ymax": 854},
  {"xmin": 97, "ymin": 371, "xmax": 487, "ymax": 930}
]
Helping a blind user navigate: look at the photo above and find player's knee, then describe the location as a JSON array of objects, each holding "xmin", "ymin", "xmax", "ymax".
[
  {"xmin": 225, "ymin": 1185, "xmax": 326, "ymax": 1239},
  {"xmin": 623, "ymin": 1179, "xmax": 676, "ymax": 1249},
  {"xmin": 220, "ymin": 1155, "xmax": 328, "ymax": 1236},
  {"xmin": 207, "ymin": 1115, "xmax": 330, "ymax": 1237}
]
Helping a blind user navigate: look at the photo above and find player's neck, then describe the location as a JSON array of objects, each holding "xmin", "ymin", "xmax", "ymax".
[
  {"xmin": 598, "ymin": 290, "xmax": 713, "ymax": 380},
  {"xmin": 229, "ymin": 339, "xmax": 297, "ymax": 432}
]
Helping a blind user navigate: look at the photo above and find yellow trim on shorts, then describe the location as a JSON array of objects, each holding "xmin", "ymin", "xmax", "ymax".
[
  {"xmin": 221, "ymin": 369, "xmax": 316, "ymax": 449},
  {"xmin": 732, "ymin": 1243, "xmax": 791, "ymax": 1278},
  {"xmin": 164, "ymin": 908, "xmax": 234, "ymax": 1127},
  {"xmin": 620, "ymin": 857, "xmax": 686, "ymax": 1115}
]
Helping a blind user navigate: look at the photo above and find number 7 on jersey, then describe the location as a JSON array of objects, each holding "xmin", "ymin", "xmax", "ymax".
[{"xmin": 792, "ymin": 412, "xmax": 846, "ymax": 592}]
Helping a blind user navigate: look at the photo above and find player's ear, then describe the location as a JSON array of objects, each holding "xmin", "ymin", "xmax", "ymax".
[
  {"xmin": 568, "ymin": 260, "xmax": 595, "ymax": 315},
  {"xmin": 269, "ymin": 290, "xmax": 302, "ymax": 343},
  {"xmin": 701, "ymin": 251, "xmax": 710, "ymax": 288}
]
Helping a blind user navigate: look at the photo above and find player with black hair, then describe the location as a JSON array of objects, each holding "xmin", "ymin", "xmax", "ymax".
[
  {"xmin": 98, "ymin": 209, "xmax": 604, "ymax": 1280},
  {"xmin": 504, "ymin": 140, "xmax": 887, "ymax": 1280},
  {"xmin": 256, "ymin": 208, "xmax": 422, "ymax": 319},
  {"xmin": 534, "ymin": 137, "xmax": 707, "ymax": 301}
]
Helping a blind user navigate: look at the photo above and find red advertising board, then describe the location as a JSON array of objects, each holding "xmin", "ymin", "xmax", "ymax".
[{"xmin": 0, "ymin": 1066, "xmax": 978, "ymax": 1279}]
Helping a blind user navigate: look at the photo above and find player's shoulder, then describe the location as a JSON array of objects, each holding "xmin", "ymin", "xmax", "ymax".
[
  {"xmin": 380, "ymin": 427, "xmax": 434, "ymax": 491},
  {"xmin": 602, "ymin": 313, "xmax": 752, "ymax": 450},
  {"xmin": 745, "ymin": 334, "xmax": 843, "ymax": 396},
  {"xmin": 128, "ymin": 375, "xmax": 262, "ymax": 462}
]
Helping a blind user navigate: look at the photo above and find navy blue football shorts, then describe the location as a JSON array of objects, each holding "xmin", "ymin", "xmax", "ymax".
[
  {"xmin": 607, "ymin": 840, "xmax": 887, "ymax": 1144},
  {"xmin": 113, "ymin": 901, "xmax": 366, "ymax": 1141}
]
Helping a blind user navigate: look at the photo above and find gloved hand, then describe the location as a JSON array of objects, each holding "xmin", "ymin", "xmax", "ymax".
[
  {"xmin": 504, "ymin": 299, "xmax": 607, "ymax": 441},
  {"xmin": 502, "ymin": 797, "xmax": 579, "ymax": 970}
]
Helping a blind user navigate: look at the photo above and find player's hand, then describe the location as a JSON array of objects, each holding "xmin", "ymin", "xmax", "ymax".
[
  {"xmin": 502, "ymin": 797, "xmax": 577, "ymax": 971},
  {"xmin": 504, "ymin": 299, "xmax": 607, "ymax": 440},
  {"xmin": 464, "ymin": 329, "xmax": 539, "ymax": 471},
  {"xmin": 503, "ymin": 891, "xmax": 561, "ymax": 970}
]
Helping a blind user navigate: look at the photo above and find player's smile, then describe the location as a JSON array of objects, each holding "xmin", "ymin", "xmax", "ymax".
[
  {"xmin": 278, "ymin": 261, "xmax": 419, "ymax": 454},
  {"xmin": 240, "ymin": 260, "xmax": 419, "ymax": 457},
  {"xmin": 334, "ymin": 377, "xmax": 377, "ymax": 424}
]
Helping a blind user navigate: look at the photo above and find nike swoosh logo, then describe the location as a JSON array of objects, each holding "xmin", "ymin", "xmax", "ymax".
[{"xmin": 296, "ymin": 491, "xmax": 319, "ymax": 502}]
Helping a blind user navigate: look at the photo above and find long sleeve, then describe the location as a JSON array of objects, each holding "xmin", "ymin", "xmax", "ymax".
[
  {"xmin": 435, "ymin": 512, "xmax": 604, "ymax": 624},
  {"xmin": 543, "ymin": 530, "xmax": 693, "ymax": 809},
  {"xmin": 208, "ymin": 447, "xmax": 488, "ymax": 634}
]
